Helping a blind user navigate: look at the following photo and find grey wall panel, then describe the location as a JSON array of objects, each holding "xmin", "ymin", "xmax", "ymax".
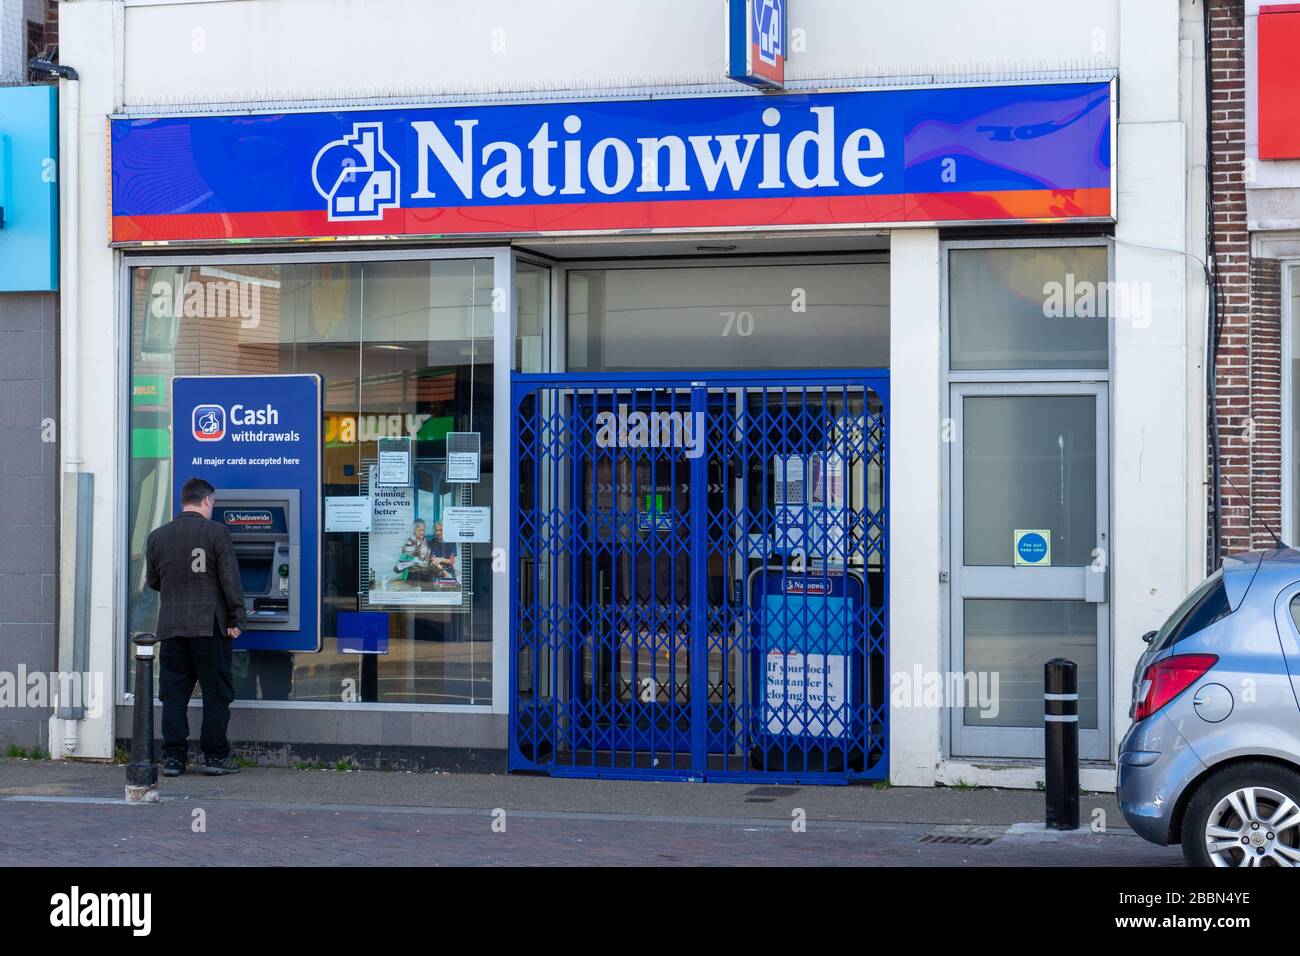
[{"xmin": 0, "ymin": 294, "xmax": 57, "ymax": 751}]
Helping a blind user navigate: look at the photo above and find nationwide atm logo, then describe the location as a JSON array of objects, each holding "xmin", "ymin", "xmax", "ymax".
[
  {"xmin": 192, "ymin": 404, "xmax": 225, "ymax": 442},
  {"xmin": 223, "ymin": 511, "xmax": 273, "ymax": 528},
  {"xmin": 784, "ymin": 577, "xmax": 831, "ymax": 595},
  {"xmin": 109, "ymin": 82, "xmax": 1115, "ymax": 243}
]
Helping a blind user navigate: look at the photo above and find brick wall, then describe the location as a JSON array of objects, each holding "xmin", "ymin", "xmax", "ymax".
[
  {"xmin": 42, "ymin": 0, "xmax": 56, "ymax": 56},
  {"xmin": 1208, "ymin": 0, "xmax": 1284, "ymax": 558}
]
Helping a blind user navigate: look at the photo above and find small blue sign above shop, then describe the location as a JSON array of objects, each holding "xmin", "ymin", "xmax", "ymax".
[
  {"xmin": 172, "ymin": 375, "xmax": 323, "ymax": 652},
  {"xmin": 0, "ymin": 85, "xmax": 58, "ymax": 291},
  {"xmin": 726, "ymin": 0, "xmax": 787, "ymax": 89}
]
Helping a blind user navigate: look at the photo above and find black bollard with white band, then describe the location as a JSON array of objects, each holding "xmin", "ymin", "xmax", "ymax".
[
  {"xmin": 1044, "ymin": 658, "xmax": 1079, "ymax": 830},
  {"xmin": 125, "ymin": 633, "xmax": 160, "ymax": 804}
]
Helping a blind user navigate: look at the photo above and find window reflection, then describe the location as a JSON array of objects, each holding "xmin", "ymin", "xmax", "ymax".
[
  {"xmin": 567, "ymin": 262, "xmax": 888, "ymax": 371},
  {"xmin": 126, "ymin": 257, "xmax": 539, "ymax": 706},
  {"xmin": 949, "ymin": 246, "xmax": 1109, "ymax": 370}
]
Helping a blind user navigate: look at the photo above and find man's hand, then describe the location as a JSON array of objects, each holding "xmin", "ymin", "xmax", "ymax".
[{"xmin": 227, "ymin": 627, "xmax": 241, "ymax": 639}]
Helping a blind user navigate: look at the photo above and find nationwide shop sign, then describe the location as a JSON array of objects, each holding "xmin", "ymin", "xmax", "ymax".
[{"xmin": 110, "ymin": 81, "xmax": 1114, "ymax": 243}]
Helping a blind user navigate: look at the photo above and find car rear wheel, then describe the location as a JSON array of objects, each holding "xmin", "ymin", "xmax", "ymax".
[{"xmin": 1182, "ymin": 763, "xmax": 1300, "ymax": 867}]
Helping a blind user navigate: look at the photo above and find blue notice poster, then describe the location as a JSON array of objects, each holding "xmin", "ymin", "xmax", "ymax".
[
  {"xmin": 171, "ymin": 374, "xmax": 322, "ymax": 652},
  {"xmin": 752, "ymin": 571, "xmax": 863, "ymax": 740}
]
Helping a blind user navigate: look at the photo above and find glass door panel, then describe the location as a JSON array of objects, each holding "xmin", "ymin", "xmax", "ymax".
[{"xmin": 950, "ymin": 384, "xmax": 1109, "ymax": 759}]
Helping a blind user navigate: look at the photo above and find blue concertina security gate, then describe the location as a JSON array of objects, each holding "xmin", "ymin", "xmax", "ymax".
[{"xmin": 510, "ymin": 372, "xmax": 889, "ymax": 783}]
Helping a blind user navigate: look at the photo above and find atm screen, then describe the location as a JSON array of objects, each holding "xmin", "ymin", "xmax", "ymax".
[{"xmin": 239, "ymin": 555, "xmax": 274, "ymax": 594}]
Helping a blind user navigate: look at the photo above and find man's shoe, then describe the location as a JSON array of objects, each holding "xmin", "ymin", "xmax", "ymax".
[
  {"xmin": 162, "ymin": 758, "xmax": 185, "ymax": 777},
  {"xmin": 203, "ymin": 756, "xmax": 241, "ymax": 776}
]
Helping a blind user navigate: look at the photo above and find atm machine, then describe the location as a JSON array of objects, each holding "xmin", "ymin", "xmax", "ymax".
[{"xmin": 212, "ymin": 488, "xmax": 301, "ymax": 631}]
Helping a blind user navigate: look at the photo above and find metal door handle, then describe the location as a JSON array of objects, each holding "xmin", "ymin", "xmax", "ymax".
[{"xmin": 1084, "ymin": 566, "xmax": 1107, "ymax": 604}]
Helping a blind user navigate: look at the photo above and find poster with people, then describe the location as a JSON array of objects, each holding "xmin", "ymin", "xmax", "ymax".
[{"xmin": 365, "ymin": 462, "xmax": 464, "ymax": 607}]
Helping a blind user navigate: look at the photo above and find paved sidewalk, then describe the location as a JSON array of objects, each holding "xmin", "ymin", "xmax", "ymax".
[{"xmin": 0, "ymin": 758, "xmax": 1183, "ymax": 866}]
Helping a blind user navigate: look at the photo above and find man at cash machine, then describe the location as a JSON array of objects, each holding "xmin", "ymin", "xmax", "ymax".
[{"xmin": 146, "ymin": 476, "xmax": 246, "ymax": 777}]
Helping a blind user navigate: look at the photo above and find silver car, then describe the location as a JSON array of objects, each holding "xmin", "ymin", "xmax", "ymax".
[{"xmin": 1118, "ymin": 549, "xmax": 1300, "ymax": 866}]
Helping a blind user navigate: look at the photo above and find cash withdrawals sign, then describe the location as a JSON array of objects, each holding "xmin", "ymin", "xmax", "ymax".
[{"xmin": 171, "ymin": 374, "xmax": 322, "ymax": 652}]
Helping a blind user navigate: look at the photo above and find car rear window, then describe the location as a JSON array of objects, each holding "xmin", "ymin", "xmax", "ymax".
[
  {"xmin": 1152, "ymin": 570, "xmax": 1232, "ymax": 652},
  {"xmin": 1287, "ymin": 594, "xmax": 1300, "ymax": 634}
]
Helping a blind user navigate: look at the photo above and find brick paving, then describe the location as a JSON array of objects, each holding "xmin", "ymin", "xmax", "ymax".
[
  {"xmin": 0, "ymin": 795, "xmax": 1181, "ymax": 866},
  {"xmin": 0, "ymin": 757, "xmax": 1184, "ymax": 866}
]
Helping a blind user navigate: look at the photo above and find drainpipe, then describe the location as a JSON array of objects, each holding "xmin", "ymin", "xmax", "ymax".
[{"xmin": 30, "ymin": 59, "xmax": 86, "ymax": 755}]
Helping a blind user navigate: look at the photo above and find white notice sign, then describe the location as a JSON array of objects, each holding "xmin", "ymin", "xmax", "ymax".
[
  {"xmin": 446, "ymin": 432, "xmax": 481, "ymax": 482},
  {"xmin": 442, "ymin": 506, "xmax": 491, "ymax": 542},
  {"xmin": 765, "ymin": 651, "xmax": 847, "ymax": 737},
  {"xmin": 325, "ymin": 496, "xmax": 371, "ymax": 532},
  {"xmin": 376, "ymin": 437, "xmax": 411, "ymax": 486}
]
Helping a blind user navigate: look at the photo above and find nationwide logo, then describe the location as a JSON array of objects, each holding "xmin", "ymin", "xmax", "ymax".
[
  {"xmin": 784, "ymin": 578, "xmax": 831, "ymax": 595},
  {"xmin": 192, "ymin": 404, "xmax": 225, "ymax": 442},
  {"xmin": 223, "ymin": 511, "xmax": 273, "ymax": 528},
  {"xmin": 754, "ymin": 0, "xmax": 784, "ymax": 67},
  {"xmin": 312, "ymin": 122, "xmax": 401, "ymax": 221},
  {"xmin": 312, "ymin": 104, "xmax": 887, "ymax": 215}
]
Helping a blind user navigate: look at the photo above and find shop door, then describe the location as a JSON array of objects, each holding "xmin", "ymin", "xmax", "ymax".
[
  {"xmin": 511, "ymin": 372, "xmax": 889, "ymax": 782},
  {"xmin": 948, "ymin": 383, "xmax": 1110, "ymax": 759}
]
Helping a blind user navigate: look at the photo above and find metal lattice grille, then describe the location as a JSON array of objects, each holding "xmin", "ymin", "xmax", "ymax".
[{"xmin": 511, "ymin": 372, "xmax": 889, "ymax": 783}]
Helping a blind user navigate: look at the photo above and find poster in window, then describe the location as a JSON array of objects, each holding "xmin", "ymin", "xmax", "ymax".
[{"xmin": 364, "ymin": 463, "xmax": 463, "ymax": 606}]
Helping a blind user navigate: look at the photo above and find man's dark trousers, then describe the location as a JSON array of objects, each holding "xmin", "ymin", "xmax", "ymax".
[{"xmin": 159, "ymin": 623, "xmax": 235, "ymax": 763}]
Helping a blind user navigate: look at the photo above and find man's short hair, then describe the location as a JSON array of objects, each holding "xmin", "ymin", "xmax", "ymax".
[{"xmin": 180, "ymin": 477, "xmax": 215, "ymax": 506}]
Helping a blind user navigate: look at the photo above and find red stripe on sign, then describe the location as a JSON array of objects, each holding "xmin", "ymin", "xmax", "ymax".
[{"xmin": 111, "ymin": 188, "xmax": 1112, "ymax": 243}]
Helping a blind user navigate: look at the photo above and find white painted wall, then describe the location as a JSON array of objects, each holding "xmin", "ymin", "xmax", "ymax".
[
  {"xmin": 1110, "ymin": 0, "xmax": 1194, "ymax": 768},
  {"xmin": 887, "ymin": 229, "xmax": 942, "ymax": 786},
  {"xmin": 115, "ymin": 0, "xmax": 1117, "ymax": 109},
  {"xmin": 51, "ymin": 0, "xmax": 121, "ymax": 760}
]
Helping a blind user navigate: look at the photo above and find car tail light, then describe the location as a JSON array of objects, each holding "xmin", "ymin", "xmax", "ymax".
[{"xmin": 1133, "ymin": 654, "xmax": 1219, "ymax": 721}]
